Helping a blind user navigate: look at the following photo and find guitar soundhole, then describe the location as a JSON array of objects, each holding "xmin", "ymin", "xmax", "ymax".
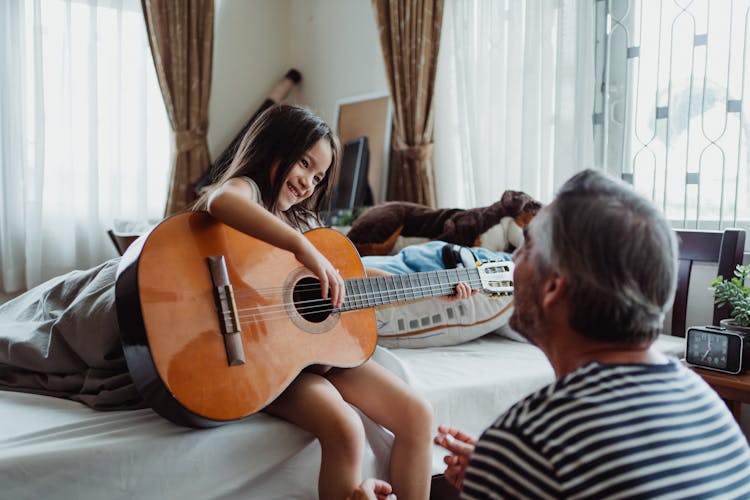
[{"xmin": 293, "ymin": 277, "xmax": 331, "ymax": 323}]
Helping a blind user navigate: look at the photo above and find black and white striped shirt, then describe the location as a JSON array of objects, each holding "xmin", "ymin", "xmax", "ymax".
[{"xmin": 463, "ymin": 360, "xmax": 750, "ymax": 499}]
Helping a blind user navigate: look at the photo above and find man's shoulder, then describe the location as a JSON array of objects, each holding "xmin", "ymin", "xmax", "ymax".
[
  {"xmin": 489, "ymin": 375, "xmax": 570, "ymax": 432},
  {"xmin": 491, "ymin": 359, "xmax": 690, "ymax": 431}
]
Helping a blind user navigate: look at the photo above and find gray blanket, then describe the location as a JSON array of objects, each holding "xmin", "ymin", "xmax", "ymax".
[{"xmin": 0, "ymin": 259, "xmax": 145, "ymax": 410}]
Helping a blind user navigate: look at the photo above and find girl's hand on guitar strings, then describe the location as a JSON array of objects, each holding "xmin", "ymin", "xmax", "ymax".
[
  {"xmin": 293, "ymin": 239, "xmax": 345, "ymax": 308},
  {"xmin": 440, "ymin": 281, "xmax": 475, "ymax": 302}
]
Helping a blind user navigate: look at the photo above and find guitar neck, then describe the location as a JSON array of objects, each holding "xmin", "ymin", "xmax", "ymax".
[{"xmin": 340, "ymin": 267, "xmax": 482, "ymax": 312}]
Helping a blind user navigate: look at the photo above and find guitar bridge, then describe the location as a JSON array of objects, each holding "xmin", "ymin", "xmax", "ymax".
[{"xmin": 206, "ymin": 255, "xmax": 245, "ymax": 366}]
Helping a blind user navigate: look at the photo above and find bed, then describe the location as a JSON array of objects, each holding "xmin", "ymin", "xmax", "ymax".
[
  {"xmin": 0, "ymin": 336, "xmax": 524, "ymax": 498},
  {"xmin": 2, "ymin": 221, "xmax": 730, "ymax": 499},
  {"xmin": 0, "ymin": 333, "xmax": 685, "ymax": 500}
]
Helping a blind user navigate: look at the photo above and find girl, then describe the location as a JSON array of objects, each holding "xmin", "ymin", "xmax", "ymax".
[
  {"xmin": 193, "ymin": 104, "xmax": 438, "ymax": 500},
  {"xmin": 0, "ymin": 103, "xmax": 467, "ymax": 499}
]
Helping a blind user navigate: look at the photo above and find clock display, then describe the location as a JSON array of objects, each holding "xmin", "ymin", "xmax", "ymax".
[
  {"xmin": 686, "ymin": 326, "xmax": 748, "ymax": 374},
  {"xmin": 687, "ymin": 331, "xmax": 729, "ymax": 370}
]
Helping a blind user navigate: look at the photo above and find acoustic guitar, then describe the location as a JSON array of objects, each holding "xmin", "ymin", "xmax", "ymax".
[{"xmin": 115, "ymin": 211, "xmax": 513, "ymax": 428}]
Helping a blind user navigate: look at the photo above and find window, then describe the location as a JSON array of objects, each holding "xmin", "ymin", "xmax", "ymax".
[
  {"xmin": 595, "ymin": 0, "xmax": 750, "ymax": 245},
  {"xmin": 434, "ymin": 0, "xmax": 595, "ymax": 208},
  {"xmin": 1, "ymin": 0, "xmax": 170, "ymax": 290},
  {"xmin": 29, "ymin": 0, "xmax": 170, "ymax": 219}
]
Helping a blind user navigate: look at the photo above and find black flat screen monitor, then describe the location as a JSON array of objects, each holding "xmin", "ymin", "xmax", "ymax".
[{"xmin": 330, "ymin": 136, "xmax": 373, "ymax": 212}]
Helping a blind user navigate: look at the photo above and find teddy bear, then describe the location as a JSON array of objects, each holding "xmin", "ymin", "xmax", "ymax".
[{"xmin": 346, "ymin": 190, "xmax": 542, "ymax": 256}]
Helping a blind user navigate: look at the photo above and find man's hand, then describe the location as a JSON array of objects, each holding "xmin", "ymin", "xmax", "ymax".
[{"xmin": 434, "ymin": 424, "xmax": 477, "ymax": 490}]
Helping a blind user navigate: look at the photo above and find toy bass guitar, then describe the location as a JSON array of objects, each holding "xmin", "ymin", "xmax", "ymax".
[{"xmin": 115, "ymin": 211, "xmax": 513, "ymax": 428}]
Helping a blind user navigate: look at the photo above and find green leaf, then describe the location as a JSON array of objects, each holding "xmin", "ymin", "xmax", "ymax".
[{"xmin": 710, "ymin": 264, "xmax": 750, "ymax": 327}]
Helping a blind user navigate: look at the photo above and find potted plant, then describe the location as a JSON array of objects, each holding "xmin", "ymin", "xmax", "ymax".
[{"xmin": 710, "ymin": 263, "xmax": 750, "ymax": 333}]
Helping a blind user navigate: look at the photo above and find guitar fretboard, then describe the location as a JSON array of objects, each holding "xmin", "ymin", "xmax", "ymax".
[{"xmin": 340, "ymin": 267, "xmax": 481, "ymax": 312}]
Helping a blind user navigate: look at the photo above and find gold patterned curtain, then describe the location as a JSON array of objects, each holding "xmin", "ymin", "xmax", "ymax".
[
  {"xmin": 372, "ymin": 0, "xmax": 443, "ymax": 207},
  {"xmin": 141, "ymin": 0, "xmax": 214, "ymax": 215}
]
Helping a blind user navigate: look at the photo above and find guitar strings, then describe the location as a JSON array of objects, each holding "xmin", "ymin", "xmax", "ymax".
[
  {"xmin": 234, "ymin": 279, "xmax": 485, "ymax": 316},
  {"xmin": 207, "ymin": 263, "xmax": 512, "ymax": 324},
  {"xmin": 235, "ymin": 279, "xmax": 482, "ymax": 307},
  {"xmin": 230, "ymin": 269, "xmax": 487, "ymax": 299},
  {"xmin": 226, "ymin": 277, "xmax": 491, "ymax": 323},
  {"xmin": 231, "ymin": 293, "xmax": 483, "ymax": 323}
]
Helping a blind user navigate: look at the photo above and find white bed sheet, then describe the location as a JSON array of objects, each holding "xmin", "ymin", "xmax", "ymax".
[
  {"xmin": 0, "ymin": 391, "xmax": 391, "ymax": 500},
  {"xmin": 375, "ymin": 335, "xmax": 555, "ymax": 474},
  {"xmin": 376, "ymin": 332, "xmax": 685, "ymax": 474},
  {"xmin": 0, "ymin": 333, "xmax": 686, "ymax": 498}
]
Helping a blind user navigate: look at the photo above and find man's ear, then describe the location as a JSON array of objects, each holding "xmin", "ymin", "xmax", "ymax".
[{"xmin": 541, "ymin": 273, "xmax": 567, "ymax": 311}]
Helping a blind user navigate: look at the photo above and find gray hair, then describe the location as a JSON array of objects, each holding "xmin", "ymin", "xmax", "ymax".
[{"xmin": 533, "ymin": 169, "xmax": 678, "ymax": 344}]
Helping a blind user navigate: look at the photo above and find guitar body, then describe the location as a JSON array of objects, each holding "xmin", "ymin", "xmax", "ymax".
[{"xmin": 115, "ymin": 212, "xmax": 376, "ymax": 428}]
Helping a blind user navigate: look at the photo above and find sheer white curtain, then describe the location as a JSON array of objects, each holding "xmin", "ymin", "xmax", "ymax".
[
  {"xmin": 0, "ymin": 0, "xmax": 170, "ymax": 293},
  {"xmin": 434, "ymin": 0, "xmax": 596, "ymax": 207}
]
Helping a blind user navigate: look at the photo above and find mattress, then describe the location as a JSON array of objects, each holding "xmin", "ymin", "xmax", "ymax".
[
  {"xmin": 381, "ymin": 332, "xmax": 686, "ymax": 473},
  {"xmin": 0, "ymin": 333, "xmax": 686, "ymax": 498},
  {"xmin": 374, "ymin": 334, "xmax": 555, "ymax": 473},
  {"xmin": 0, "ymin": 390, "xmax": 391, "ymax": 500}
]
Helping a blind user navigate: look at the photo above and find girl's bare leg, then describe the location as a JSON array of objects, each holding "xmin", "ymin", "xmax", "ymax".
[
  {"xmin": 328, "ymin": 360, "xmax": 433, "ymax": 500},
  {"xmin": 265, "ymin": 372, "xmax": 365, "ymax": 500}
]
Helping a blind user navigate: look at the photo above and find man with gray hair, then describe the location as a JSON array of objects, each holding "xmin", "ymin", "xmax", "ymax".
[{"xmin": 435, "ymin": 169, "xmax": 750, "ymax": 498}]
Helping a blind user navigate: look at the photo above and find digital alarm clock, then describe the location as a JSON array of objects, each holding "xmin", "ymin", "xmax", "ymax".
[{"xmin": 685, "ymin": 325, "xmax": 750, "ymax": 374}]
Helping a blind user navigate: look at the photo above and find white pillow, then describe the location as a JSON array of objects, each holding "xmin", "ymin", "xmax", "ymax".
[
  {"xmin": 376, "ymin": 293, "xmax": 514, "ymax": 348},
  {"xmin": 493, "ymin": 323, "xmax": 529, "ymax": 343}
]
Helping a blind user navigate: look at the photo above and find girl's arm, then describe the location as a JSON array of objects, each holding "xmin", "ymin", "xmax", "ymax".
[{"xmin": 206, "ymin": 178, "xmax": 344, "ymax": 308}]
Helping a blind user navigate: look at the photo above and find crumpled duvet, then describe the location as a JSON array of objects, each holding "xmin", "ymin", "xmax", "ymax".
[{"xmin": 0, "ymin": 258, "xmax": 145, "ymax": 410}]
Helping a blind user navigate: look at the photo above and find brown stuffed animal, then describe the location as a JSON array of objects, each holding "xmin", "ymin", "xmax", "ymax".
[{"xmin": 346, "ymin": 190, "xmax": 542, "ymax": 256}]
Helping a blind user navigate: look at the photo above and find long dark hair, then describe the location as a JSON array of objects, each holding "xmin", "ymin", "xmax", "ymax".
[{"xmin": 194, "ymin": 104, "xmax": 340, "ymax": 230}]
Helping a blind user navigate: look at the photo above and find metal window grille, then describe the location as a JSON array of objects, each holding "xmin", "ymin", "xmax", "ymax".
[{"xmin": 594, "ymin": 0, "xmax": 750, "ymax": 248}]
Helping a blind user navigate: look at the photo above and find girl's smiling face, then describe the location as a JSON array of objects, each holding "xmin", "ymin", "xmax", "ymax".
[{"xmin": 274, "ymin": 137, "xmax": 333, "ymax": 212}]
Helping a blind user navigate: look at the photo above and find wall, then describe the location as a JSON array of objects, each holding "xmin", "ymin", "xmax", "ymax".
[
  {"xmin": 209, "ymin": 0, "xmax": 291, "ymax": 157},
  {"xmin": 209, "ymin": 0, "xmax": 388, "ymax": 160},
  {"xmin": 286, "ymin": 0, "xmax": 388, "ymax": 124}
]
